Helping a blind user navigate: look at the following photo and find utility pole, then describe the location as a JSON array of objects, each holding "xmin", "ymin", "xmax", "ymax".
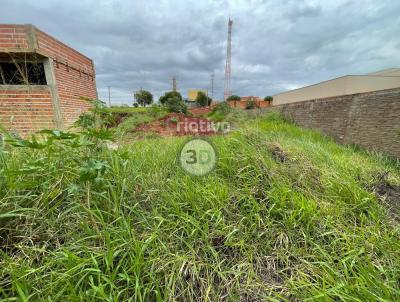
[
  {"xmin": 172, "ymin": 76, "xmax": 177, "ymax": 92},
  {"xmin": 224, "ymin": 18, "xmax": 233, "ymax": 101},
  {"xmin": 108, "ymin": 86, "xmax": 111, "ymax": 107},
  {"xmin": 210, "ymin": 72, "xmax": 214, "ymax": 101}
]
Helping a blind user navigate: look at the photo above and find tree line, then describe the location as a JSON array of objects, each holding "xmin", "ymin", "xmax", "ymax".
[
  {"xmin": 133, "ymin": 89, "xmax": 273, "ymax": 113},
  {"xmin": 133, "ymin": 90, "xmax": 212, "ymax": 113}
]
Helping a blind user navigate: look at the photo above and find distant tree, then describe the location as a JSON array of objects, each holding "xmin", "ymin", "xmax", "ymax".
[
  {"xmin": 165, "ymin": 96, "xmax": 187, "ymax": 114},
  {"xmin": 227, "ymin": 95, "xmax": 241, "ymax": 107},
  {"xmin": 134, "ymin": 90, "xmax": 153, "ymax": 107},
  {"xmin": 159, "ymin": 91, "xmax": 187, "ymax": 113},
  {"xmin": 133, "ymin": 103, "xmax": 139, "ymax": 108},
  {"xmin": 264, "ymin": 96, "xmax": 273, "ymax": 103},
  {"xmin": 227, "ymin": 95, "xmax": 241, "ymax": 102},
  {"xmin": 159, "ymin": 91, "xmax": 183, "ymax": 105},
  {"xmin": 195, "ymin": 91, "xmax": 212, "ymax": 107}
]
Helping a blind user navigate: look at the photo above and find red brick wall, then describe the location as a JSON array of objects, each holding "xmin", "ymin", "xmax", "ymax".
[
  {"xmin": 0, "ymin": 24, "xmax": 30, "ymax": 50},
  {"xmin": 54, "ymin": 64, "xmax": 95, "ymax": 127},
  {"xmin": 0, "ymin": 24, "xmax": 98, "ymax": 131},
  {"xmin": 228, "ymin": 100, "xmax": 271, "ymax": 109},
  {"xmin": 35, "ymin": 28, "xmax": 97, "ymax": 128},
  {"xmin": 36, "ymin": 29, "xmax": 94, "ymax": 69},
  {"xmin": 0, "ymin": 88, "xmax": 55, "ymax": 135}
]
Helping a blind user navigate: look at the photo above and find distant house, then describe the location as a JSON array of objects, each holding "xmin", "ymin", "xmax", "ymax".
[
  {"xmin": 273, "ymin": 68, "xmax": 400, "ymax": 105},
  {"xmin": 187, "ymin": 89, "xmax": 208, "ymax": 102},
  {"xmin": 185, "ymin": 89, "xmax": 208, "ymax": 108},
  {"xmin": 240, "ymin": 96, "xmax": 263, "ymax": 103},
  {"xmin": 227, "ymin": 96, "xmax": 271, "ymax": 109}
]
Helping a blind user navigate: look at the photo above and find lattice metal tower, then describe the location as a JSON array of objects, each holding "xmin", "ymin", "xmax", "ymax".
[{"xmin": 224, "ymin": 18, "xmax": 233, "ymax": 101}]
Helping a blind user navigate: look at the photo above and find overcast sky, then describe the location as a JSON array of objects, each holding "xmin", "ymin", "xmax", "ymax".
[{"xmin": 2, "ymin": 0, "xmax": 400, "ymax": 104}]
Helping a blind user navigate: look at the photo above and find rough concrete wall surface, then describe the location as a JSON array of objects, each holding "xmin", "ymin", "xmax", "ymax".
[
  {"xmin": 272, "ymin": 88, "xmax": 400, "ymax": 158},
  {"xmin": 0, "ymin": 87, "xmax": 55, "ymax": 135},
  {"xmin": 273, "ymin": 75, "xmax": 400, "ymax": 105}
]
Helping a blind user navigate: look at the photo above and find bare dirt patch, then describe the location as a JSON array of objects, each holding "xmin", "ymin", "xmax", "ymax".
[
  {"xmin": 373, "ymin": 172, "xmax": 400, "ymax": 221},
  {"xmin": 133, "ymin": 113, "xmax": 218, "ymax": 137},
  {"xmin": 103, "ymin": 112, "xmax": 133, "ymax": 128},
  {"xmin": 189, "ymin": 105, "xmax": 216, "ymax": 116},
  {"xmin": 266, "ymin": 142, "xmax": 289, "ymax": 163}
]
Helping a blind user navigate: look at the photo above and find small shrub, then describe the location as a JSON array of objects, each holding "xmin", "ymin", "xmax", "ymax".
[
  {"xmin": 148, "ymin": 105, "xmax": 166, "ymax": 118},
  {"xmin": 165, "ymin": 96, "xmax": 188, "ymax": 114},
  {"xmin": 213, "ymin": 102, "xmax": 231, "ymax": 115},
  {"xmin": 75, "ymin": 112, "xmax": 96, "ymax": 129},
  {"xmin": 208, "ymin": 102, "xmax": 232, "ymax": 121},
  {"xmin": 195, "ymin": 91, "xmax": 212, "ymax": 107},
  {"xmin": 74, "ymin": 98, "xmax": 116, "ymax": 130},
  {"xmin": 159, "ymin": 91, "xmax": 183, "ymax": 105},
  {"xmin": 158, "ymin": 91, "xmax": 187, "ymax": 113}
]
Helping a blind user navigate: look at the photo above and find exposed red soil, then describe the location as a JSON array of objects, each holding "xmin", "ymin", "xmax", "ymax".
[
  {"xmin": 133, "ymin": 113, "xmax": 218, "ymax": 137},
  {"xmin": 189, "ymin": 105, "xmax": 216, "ymax": 116},
  {"xmin": 104, "ymin": 112, "xmax": 132, "ymax": 128}
]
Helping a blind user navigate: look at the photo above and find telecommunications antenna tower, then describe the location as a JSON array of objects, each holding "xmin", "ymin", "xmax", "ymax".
[{"xmin": 224, "ymin": 18, "xmax": 233, "ymax": 101}]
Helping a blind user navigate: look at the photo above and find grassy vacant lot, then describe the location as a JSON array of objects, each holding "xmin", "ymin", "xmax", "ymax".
[
  {"xmin": 109, "ymin": 106, "xmax": 168, "ymax": 141},
  {"xmin": 106, "ymin": 107, "xmax": 150, "ymax": 113},
  {"xmin": 0, "ymin": 109, "xmax": 399, "ymax": 301}
]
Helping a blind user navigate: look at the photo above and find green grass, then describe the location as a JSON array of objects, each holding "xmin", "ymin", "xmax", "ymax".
[
  {"xmin": 105, "ymin": 107, "xmax": 150, "ymax": 113},
  {"xmin": 111, "ymin": 106, "xmax": 168, "ymax": 141},
  {"xmin": 0, "ymin": 112, "xmax": 399, "ymax": 301}
]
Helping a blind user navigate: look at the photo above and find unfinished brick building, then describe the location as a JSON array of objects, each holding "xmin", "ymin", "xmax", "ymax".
[
  {"xmin": 0, "ymin": 24, "xmax": 97, "ymax": 135},
  {"xmin": 227, "ymin": 96, "xmax": 271, "ymax": 109}
]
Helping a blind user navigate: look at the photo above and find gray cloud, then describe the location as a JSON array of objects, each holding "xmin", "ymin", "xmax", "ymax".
[{"xmin": 2, "ymin": 0, "xmax": 399, "ymax": 104}]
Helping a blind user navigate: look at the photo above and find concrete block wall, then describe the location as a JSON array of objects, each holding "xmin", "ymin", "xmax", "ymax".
[
  {"xmin": 271, "ymin": 88, "xmax": 400, "ymax": 158},
  {"xmin": 273, "ymin": 75, "xmax": 400, "ymax": 105}
]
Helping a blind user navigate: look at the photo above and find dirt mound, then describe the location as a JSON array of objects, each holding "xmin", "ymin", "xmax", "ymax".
[{"xmin": 133, "ymin": 113, "xmax": 218, "ymax": 137}]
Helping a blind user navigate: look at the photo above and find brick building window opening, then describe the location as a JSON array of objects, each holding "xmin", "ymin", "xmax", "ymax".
[{"xmin": 0, "ymin": 61, "xmax": 47, "ymax": 85}]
